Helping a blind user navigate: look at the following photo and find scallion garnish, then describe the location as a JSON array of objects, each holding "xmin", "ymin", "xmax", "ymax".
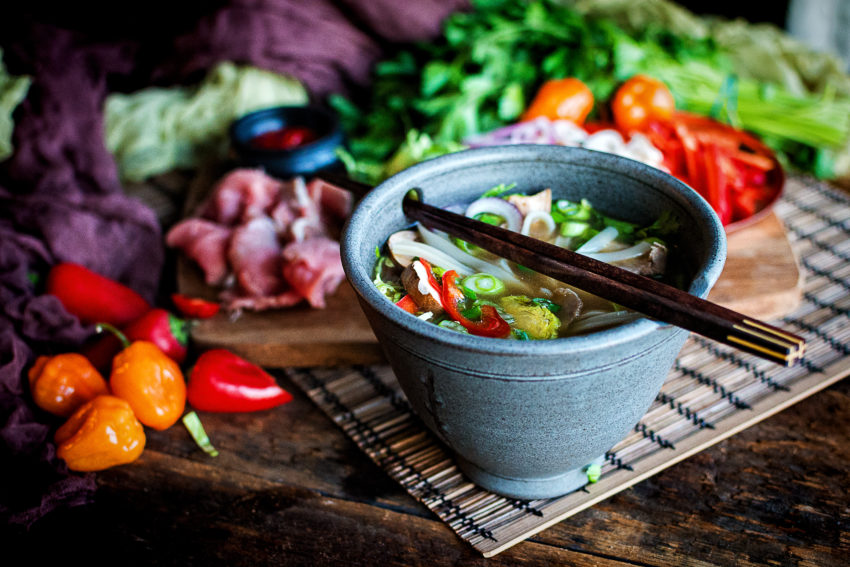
[
  {"xmin": 183, "ymin": 411, "xmax": 219, "ymax": 457},
  {"xmin": 461, "ymin": 274, "xmax": 505, "ymax": 296},
  {"xmin": 585, "ymin": 463, "xmax": 602, "ymax": 483}
]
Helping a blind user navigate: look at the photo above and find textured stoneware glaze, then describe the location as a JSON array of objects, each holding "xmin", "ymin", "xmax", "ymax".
[{"xmin": 341, "ymin": 145, "xmax": 727, "ymax": 499}]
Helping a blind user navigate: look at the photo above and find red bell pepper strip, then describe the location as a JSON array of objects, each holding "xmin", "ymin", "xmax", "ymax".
[
  {"xmin": 673, "ymin": 123, "xmax": 703, "ymax": 195},
  {"xmin": 703, "ymin": 144, "xmax": 732, "ymax": 225},
  {"xmin": 171, "ymin": 293, "xmax": 220, "ymax": 320},
  {"xmin": 395, "ymin": 294, "xmax": 418, "ymax": 314},
  {"xmin": 46, "ymin": 262, "xmax": 150, "ymax": 327},
  {"xmin": 187, "ymin": 349, "xmax": 293, "ymax": 413},
  {"xmin": 441, "ymin": 270, "xmax": 510, "ymax": 338},
  {"xmin": 82, "ymin": 308, "xmax": 188, "ymax": 369}
]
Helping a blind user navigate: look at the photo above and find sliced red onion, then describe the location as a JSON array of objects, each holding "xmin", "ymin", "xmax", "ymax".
[
  {"xmin": 465, "ymin": 197, "xmax": 523, "ymax": 232},
  {"xmin": 623, "ymin": 133, "xmax": 666, "ymax": 169},
  {"xmin": 582, "ymin": 129, "xmax": 627, "ymax": 155},
  {"xmin": 576, "ymin": 225, "xmax": 619, "ymax": 253},
  {"xmin": 520, "ymin": 210, "xmax": 556, "ymax": 238},
  {"xmin": 551, "ymin": 120, "xmax": 588, "ymax": 146}
]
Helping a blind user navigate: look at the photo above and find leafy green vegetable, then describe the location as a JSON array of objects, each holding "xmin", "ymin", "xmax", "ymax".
[
  {"xmin": 106, "ymin": 62, "xmax": 308, "ymax": 182},
  {"xmin": 481, "ymin": 182, "xmax": 517, "ymax": 197},
  {"xmin": 498, "ymin": 295, "xmax": 561, "ymax": 340},
  {"xmin": 0, "ymin": 48, "xmax": 32, "ymax": 162},
  {"xmin": 551, "ymin": 197, "xmax": 673, "ymax": 247},
  {"xmin": 330, "ymin": 0, "xmax": 724, "ymax": 184},
  {"xmin": 373, "ymin": 254, "xmax": 403, "ymax": 302},
  {"xmin": 331, "ymin": 0, "xmax": 850, "ymax": 183}
]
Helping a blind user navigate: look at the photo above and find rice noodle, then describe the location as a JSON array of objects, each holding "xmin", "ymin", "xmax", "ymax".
[
  {"xmin": 388, "ymin": 239, "xmax": 474, "ymax": 275},
  {"xmin": 576, "ymin": 225, "xmax": 618, "ymax": 253},
  {"xmin": 580, "ymin": 240, "xmax": 652, "ymax": 263},
  {"xmin": 416, "ymin": 225, "xmax": 527, "ymax": 288},
  {"xmin": 568, "ymin": 310, "xmax": 643, "ymax": 333}
]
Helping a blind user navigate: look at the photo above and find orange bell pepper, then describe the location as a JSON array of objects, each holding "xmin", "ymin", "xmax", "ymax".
[
  {"xmin": 102, "ymin": 324, "xmax": 186, "ymax": 431},
  {"xmin": 54, "ymin": 395, "xmax": 146, "ymax": 472},
  {"xmin": 28, "ymin": 353, "xmax": 109, "ymax": 417}
]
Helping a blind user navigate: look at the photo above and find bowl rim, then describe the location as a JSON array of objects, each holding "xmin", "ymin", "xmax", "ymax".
[{"xmin": 341, "ymin": 144, "xmax": 727, "ymax": 357}]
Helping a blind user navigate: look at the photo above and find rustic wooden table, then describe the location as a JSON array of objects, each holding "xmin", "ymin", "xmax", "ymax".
[
  {"xmin": 8, "ymin": 173, "xmax": 849, "ymax": 566},
  {"xmin": 11, "ymin": 360, "xmax": 849, "ymax": 566}
]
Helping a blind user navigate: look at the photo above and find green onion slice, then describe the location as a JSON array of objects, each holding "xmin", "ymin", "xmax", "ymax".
[
  {"xmin": 183, "ymin": 411, "xmax": 219, "ymax": 457},
  {"xmin": 585, "ymin": 463, "xmax": 602, "ymax": 483},
  {"xmin": 461, "ymin": 273, "xmax": 505, "ymax": 296}
]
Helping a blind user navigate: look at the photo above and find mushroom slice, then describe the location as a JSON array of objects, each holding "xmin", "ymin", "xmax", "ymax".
[
  {"xmin": 387, "ymin": 229, "xmax": 419, "ymax": 267},
  {"xmin": 613, "ymin": 241, "xmax": 668, "ymax": 277},
  {"xmin": 552, "ymin": 287, "xmax": 583, "ymax": 326},
  {"xmin": 507, "ymin": 188, "xmax": 552, "ymax": 217},
  {"xmin": 401, "ymin": 261, "xmax": 444, "ymax": 315}
]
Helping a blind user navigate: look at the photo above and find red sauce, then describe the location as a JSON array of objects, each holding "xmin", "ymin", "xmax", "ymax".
[{"xmin": 250, "ymin": 126, "xmax": 318, "ymax": 150}]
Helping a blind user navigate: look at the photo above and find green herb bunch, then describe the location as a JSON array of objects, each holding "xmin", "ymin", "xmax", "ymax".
[{"xmin": 329, "ymin": 0, "xmax": 725, "ymax": 184}]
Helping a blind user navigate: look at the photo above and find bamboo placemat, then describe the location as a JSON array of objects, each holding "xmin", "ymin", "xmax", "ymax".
[{"xmin": 286, "ymin": 175, "xmax": 850, "ymax": 557}]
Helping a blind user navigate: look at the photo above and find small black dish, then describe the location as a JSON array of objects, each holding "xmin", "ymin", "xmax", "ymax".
[{"xmin": 229, "ymin": 105, "xmax": 345, "ymax": 178}]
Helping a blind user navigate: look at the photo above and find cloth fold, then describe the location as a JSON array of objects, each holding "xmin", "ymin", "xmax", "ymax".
[{"xmin": 0, "ymin": 0, "xmax": 466, "ymax": 530}]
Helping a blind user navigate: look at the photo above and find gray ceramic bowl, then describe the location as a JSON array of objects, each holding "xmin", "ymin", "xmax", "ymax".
[{"xmin": 341, "ymin": 145, "xmax": 726, "ymax": 500}]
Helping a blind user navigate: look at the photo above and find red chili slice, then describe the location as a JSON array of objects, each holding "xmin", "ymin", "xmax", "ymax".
[
  {"xmin": 441, "ymin": 270, "xmax": 510, "ymax": 338},
  {"xmin": 171, "ymin": 293, "xmax": 221, "ymax": 319}
]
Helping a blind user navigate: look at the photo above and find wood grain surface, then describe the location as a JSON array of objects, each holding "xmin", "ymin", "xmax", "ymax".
[
  {"xmin": 9, "ymin": 369, "xmax": 848, "ymax": 566},
  {"xmin": 708, "ymin": 212, "xmax": 803, "ymax": 321}
]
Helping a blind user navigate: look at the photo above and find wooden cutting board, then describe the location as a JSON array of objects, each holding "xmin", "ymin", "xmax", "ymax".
[
  {"xmin": 708, "ymin": 213, "xmax": 803, "ymax": 322},
  {"xmin": 177, "ymin": 168, "xmax": 802, "ymax": 368}
]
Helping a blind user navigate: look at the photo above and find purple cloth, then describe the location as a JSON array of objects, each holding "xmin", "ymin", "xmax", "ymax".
[{"xmin": 0, "ymin": 0, "xmax": 467, "ymax": 531}]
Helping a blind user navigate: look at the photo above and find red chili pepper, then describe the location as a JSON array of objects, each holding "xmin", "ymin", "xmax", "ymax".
[
  {"xmin": 125, "ymin": 308, "xmax": 189, "ymax": 364},
  {"xmin": 416, "ymin": 258, "xmax": 442, "ymax": 296},
  {"xmin": 46, "ymin": 263, "xmax": 150, "ymax": 327},
  {"xmin": 82, "ymin": 308, "xmax": 188, "ymax": 369},
  {"xmin": 171, "ymin": 293, "xmax": 220, "ymax": 319},
  {"xmin": 187, "ymin": 349, "xmax": 293, "ymax": 413},
  {"xmin": 395, "ymin": 294, "xmax": 418, "ymax": 314},
  {"xmin": 441, "ymin": 270, "xmax": 510, "ymax": 338}
]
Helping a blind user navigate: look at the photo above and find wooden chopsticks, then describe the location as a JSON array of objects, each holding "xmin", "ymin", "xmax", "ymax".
[{"xmin": 401, "ymin": 188, "xmax": 806, "ymax": 366}]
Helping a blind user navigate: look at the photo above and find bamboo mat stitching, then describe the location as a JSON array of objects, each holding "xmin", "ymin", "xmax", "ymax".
[{"xmin": 286, "ymin": 175, "xmax": 850, "ymax": 555}]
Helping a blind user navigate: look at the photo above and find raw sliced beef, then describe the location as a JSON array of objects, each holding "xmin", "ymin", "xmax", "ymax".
[
  {"xmin": 201, "ymin": 168, "xmax": 283, "ymax": 225},
  {"xmin": 166, "ymin": 168, "xmax": 353, "ymax": 312},
  {"xmin": 165, "ymin": 218, "xmax": 231, "ymax": 285},
  {"xmin": 228, "ymin": 215, "xmax": 284, "ymax": 297},
  {"xmin": 282, "ymin": 236, "xmax": 345, "ymax": 308}
]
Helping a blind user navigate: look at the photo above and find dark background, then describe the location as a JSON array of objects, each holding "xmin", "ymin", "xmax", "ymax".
[{"xmin": 676, "ymin": 0, "xmax": 791, "ymax": 27}]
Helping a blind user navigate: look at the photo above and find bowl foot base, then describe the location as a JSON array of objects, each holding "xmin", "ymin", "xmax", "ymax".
[{"xmin": 455, "ymin": 455, "xmax": 605, "ymax": 500}]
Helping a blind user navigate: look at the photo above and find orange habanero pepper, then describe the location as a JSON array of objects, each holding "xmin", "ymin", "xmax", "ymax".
[
  {"xmin": 55, "ymin": 395, "xmax": 146, "ymax": 472},
  {"xmin": 28, "ymin": 353, "xmax": 109, "ymax": 417},
  {"xmin": 102, "ymin": 324, "xmax": 186, "ymax": 431}
]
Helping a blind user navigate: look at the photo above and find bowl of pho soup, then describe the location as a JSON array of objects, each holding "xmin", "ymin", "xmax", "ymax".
[{"xmin": 341, "ymin": 144, "xmax": 726, "ymax": 500}]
